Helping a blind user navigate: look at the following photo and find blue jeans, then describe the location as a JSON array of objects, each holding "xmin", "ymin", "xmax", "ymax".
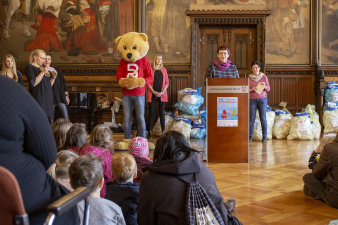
[
  {"xmin": 123, "ymin": 95, "xmax": 146, "ymax": 139},
  {"xmin": 249, "ymin": 97, "xmax": 267, "ymax": 140}
]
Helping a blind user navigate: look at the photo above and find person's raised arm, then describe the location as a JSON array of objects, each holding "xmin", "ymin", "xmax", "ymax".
[{"xmin": 25, "ymin": 65, "xmax": 46, "ymax": 89}]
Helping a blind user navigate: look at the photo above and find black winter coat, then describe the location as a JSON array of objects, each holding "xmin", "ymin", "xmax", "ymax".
[
  {"xmin": 0, "ymin": 76, "xmax": 78, "ymax": 224},
  {"xmin": 137, "ymin": 152, "xmax": 241, "ymax": 225}
]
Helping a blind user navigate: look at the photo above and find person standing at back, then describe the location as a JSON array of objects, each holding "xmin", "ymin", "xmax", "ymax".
[
  {"xmin": 44, "ymin": 53, "xmax": 70, "ymax": 121},
  {"xmin": 205, "ymin": 46, "xmax": 239, "ymax": 79},
  {"xmin": 25, "ymin": 49, "xmax": 56, "ymax": 124},
  {"xmin": 248, "ymin": 61, "xmax": 270, "ymax": 143},
  {"xmin": 146, "ymin": 54, "xmax": 169, "ymax": 140}
]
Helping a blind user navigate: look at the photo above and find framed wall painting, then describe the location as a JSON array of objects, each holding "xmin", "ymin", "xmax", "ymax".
[
  {"xmin": 145, "ymin": 0, "xmax": 191, "ymax": 64},
  {"xmin": 265, "ymin": 0, "xmax": 311, "ymax": 65},
  {"xmin": 0, "ymin": 0, "xmax": 137, "ymax": 66},
  {"xmin": 321, "ymin": 0, "xmax": 338, "ymax": 65}
]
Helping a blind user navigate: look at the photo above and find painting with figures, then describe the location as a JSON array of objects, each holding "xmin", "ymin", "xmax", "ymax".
[
  {"xmin": 0, "ymin": 0, "xmax": 135, "ymax": 64},
  {"xmin": 321, "ymin": 0, "xmax": 338, "ymax": 65},
  {"xmin": 265, "ymin": 0, "xmax": 310, "ymax": 65}
]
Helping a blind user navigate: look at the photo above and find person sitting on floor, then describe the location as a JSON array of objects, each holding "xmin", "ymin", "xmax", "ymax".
[
  {"xmin": 52, "ymin": 118, "xmax": 73, "ymax": 151},
  {"xmin": 47, "ymin": 150, "xmax": 78, "ymax": 191},
  {"xmin": 106, "ymin": 153, "xmax": 140, "ymax": 225},
  {"xmin": 137, "ymin": 130, "xmax": 242, "ymax": 225},
  {"xmin": 303, "ymin": 134, "xmax": 338, "ymax": 208},
  {"xmin": 63, "ymin": 123, "xmax": 87, "ymax": 154},
  {"xmin": 128, "ymin": 137, "xmax": 153, "ymax": 183},
  {"xmin": 69, "ymin": 154, "xmax": 126, "ymax": 225},
  {"xmin": 79, "ymin": 124, "xmax": 114, "ymax": 197}
]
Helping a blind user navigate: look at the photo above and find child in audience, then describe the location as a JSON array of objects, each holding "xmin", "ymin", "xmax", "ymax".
[
  {"xmin": 47, "ymin": 150, "xmax": 78, "ymax": 191},
  {"xmin": 128, "ymin": 137, "xmax": 153, "ymax": 183},
  {"xmin": 79, "ymin": 124, "xmax": 114, "ymax": 197},
  {"xmin": 106, "ymin": 153, "xmax": 139, "ymax": 225},
  {"xmin": 52, "ymin": 118, "xmax": 72, "ymax": 151},
  {"xmin": 63, "ymin": 123, "xmax": 87, "ymax": 153},
  {"xmin": 69, "ymin": 154, "xmax": 126, "ymax": 225}
]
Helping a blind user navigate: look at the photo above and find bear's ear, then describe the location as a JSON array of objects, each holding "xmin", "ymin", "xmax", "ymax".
[
  {"xmin": 115, "ymin": 35, "xmax": 122, "ymax": 45},
  {"xmin": 139, "ymin": 33, "xmax": 148, "ymax": 42}
]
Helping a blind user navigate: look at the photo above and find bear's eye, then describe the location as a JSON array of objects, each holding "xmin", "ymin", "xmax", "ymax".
[
  {"xmin": 132, "ymin": 45, "xmax": 137, "ymax": 50},
  {"xmin": 123, "ymin": 45, "xmax": 127, "ymax": 50}
]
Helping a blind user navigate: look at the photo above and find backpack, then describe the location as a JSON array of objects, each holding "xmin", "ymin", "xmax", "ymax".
[{"xmin": 180, "ymin": 173, "xmax": 243, "ymax": 225}]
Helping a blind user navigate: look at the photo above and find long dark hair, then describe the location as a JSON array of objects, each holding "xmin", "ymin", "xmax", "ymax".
[{"xmin": 153, "ymin": 131, "xmax": 199, "ymax": 162}]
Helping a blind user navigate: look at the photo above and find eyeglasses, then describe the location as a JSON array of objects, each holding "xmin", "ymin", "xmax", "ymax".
[
  {"xmin": 218, "ymin": 51, "xmax": 228, "ymax": 55},
  {"xmin": 38, "ymin": 56, "xmax": 46, "ymax": 60}
]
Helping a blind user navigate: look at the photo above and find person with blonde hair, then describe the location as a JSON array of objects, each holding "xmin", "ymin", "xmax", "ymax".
[
  {"xmin": 47, "ymin": 150, "xmax": 78, "ymax": 191},
  {"xmin": 106, "ymin": 153, "xmax": 139, "ymax": 225},
  {"xmin": 25, "ymin": 49, "xmax": 56, "ymax": 123},
  {"xmin": 52, "ymin": 118, "xmax": 73, "ymax": 151},
  {"xmin": 1, "ymin": 54, "xmax": 23, "ymax": 85},
  {"xmin": 146, "ymin": 54, "xmax": 169, "ymax": 140},
  {"xmin": 79, "ymin": 124, "xmax": 114, "ymax": 197}
]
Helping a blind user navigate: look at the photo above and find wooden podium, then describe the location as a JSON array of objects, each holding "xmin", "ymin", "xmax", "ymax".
[{"xmin": 206, "ymin": 78, "xmax": 249, "ymax": 163}]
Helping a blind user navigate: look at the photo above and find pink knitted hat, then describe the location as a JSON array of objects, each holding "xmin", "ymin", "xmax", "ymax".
[{"xmin": 129, "ymin": 137, "xmax": 149, "ymax": 157}]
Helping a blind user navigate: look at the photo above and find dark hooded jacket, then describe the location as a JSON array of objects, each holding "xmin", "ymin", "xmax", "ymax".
[
  {"xmin": 312, "ymin": 135, "xmax": 338, "ymax": 208},
  {"xmin": 137, "ymin": 152, "xmax": 240, "ymax": 225}
]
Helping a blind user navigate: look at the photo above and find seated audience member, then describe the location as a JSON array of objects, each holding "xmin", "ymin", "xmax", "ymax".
[
  {"xmin": 52, "ymin": 118, "xmax": 73, "ymax": 151},
  {"xmin": 137, "ymin": 131, "xmax": 241, "ymax": 225},
  {"xmin": 0, "ymin": 75, "xmax": 78, "ymax": 224},
  {"xmin": 1, "ymin": 54, "xmax": 23, "ymax": 85},
  {"xmin": 128, "ymin": 137, "xmax": 153, "ymax": 183},
  {"xmin": 63, "ymin": 123, "xmax": 87, "ymax": 153},
  {"xmin": 106, "ymin": 153, "xmax": 140, "ymax": 225},
  {"xmin": 47, "ymin": 150, "xmax": 78, "ymax": 191},
  {"xmin": 303, "ymin": 134, "xmax": 338, "ymax": 208},
  {"xmin": 69, "ymin": 154, "xmax": 126, "ymax": 225},
  {"xmin": 79, "ymin": 124, "xmax": 114, "ymax": 197}
]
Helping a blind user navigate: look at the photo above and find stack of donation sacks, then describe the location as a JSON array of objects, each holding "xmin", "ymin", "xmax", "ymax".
[
  {"xmin": 152, "ymin": 87, "xmax": 206, "ymax": 139},
  {"xmin": 323, "ymin": 82, "xmax": 338, "ymax": 134},
  {"xmin": 252, "ymin": 102, "xmax": 323, "ymax": 141},
  {"xmin": 153, "ymin": 83, "xmax": 337, "ymax": 141}
]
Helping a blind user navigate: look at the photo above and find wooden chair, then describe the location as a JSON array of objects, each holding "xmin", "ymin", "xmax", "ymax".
[{"xmin": 0, "ymin": 166, "xmax": 90, "ymax": 225}]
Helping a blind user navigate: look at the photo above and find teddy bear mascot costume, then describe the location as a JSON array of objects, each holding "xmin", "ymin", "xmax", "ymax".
[{"xmin": 115, "ymin": 32, "xmax": 154, "ymax": 149}]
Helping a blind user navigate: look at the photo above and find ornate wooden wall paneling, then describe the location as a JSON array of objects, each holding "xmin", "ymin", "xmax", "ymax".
[{"xmin": 266, "ymin": 66, "xmax": 315, "ymax": 115}]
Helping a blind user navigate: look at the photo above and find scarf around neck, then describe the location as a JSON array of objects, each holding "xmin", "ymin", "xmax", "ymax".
[
  {"xmin": 249, "ymin": 72, "xmax": 264, "ymax": 82},
  {"xmin": 213, "ymin": 60, "xmax": 231, "ymax": 71}
]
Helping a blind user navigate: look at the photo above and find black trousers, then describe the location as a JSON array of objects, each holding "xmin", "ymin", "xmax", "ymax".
[
  {"xmin": 148, "ymin": 97, "xmax": 166, "ymax": 133},
  {"xmin": 51, "ymin": 103, "xmax": 70, "ymax": 124}
]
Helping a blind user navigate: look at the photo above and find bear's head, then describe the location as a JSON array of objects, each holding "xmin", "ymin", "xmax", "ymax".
[{"xmin": 115, "ymin": 32, "xmax": 149, "ymax": 63}]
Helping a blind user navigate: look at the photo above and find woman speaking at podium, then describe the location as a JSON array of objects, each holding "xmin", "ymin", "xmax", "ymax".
[{"xmin": 205, "ymin": 46, "xmax": 239, "ymax": 79}]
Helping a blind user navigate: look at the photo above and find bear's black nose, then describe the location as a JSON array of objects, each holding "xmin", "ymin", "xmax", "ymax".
[{"xmin": 127, "ymin": 53, "xmax": 132, "ymax": 59}]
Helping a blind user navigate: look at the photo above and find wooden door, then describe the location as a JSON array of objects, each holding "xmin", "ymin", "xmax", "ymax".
[{"xmin": 199, "ymin": 27, "xmax": 257, "ymax": 95}]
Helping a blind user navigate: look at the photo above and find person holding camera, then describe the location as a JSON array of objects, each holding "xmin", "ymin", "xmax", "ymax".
[{"xmin": 303, "ymin": 134, "xmax": 338, "ymax": 208}]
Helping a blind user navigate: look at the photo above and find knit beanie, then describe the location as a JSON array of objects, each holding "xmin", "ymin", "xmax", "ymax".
[{"xmin": 129, "ymin": 137, "xmax": 149, "ymax": 157}]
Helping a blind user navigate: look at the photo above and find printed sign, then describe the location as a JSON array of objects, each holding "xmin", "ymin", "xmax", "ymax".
[{"xmin": 217, "ymin": 97, "xmax": 238, "ymax": 127}]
